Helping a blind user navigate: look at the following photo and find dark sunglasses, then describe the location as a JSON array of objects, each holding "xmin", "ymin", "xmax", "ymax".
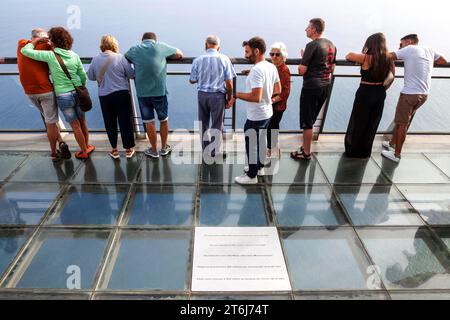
[{"xmin": 269, "ymin": 52, "xmax": 281, "ymax": 57}]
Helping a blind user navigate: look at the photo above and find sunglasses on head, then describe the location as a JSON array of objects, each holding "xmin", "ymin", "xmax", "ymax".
[{"xmin": 269, "ymin": 52, "xmax": 281, "ymax": 57}]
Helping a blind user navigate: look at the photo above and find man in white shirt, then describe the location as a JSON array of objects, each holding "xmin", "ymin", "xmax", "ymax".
[
  {"xmin": 382, "ymin": 34, "xmax": 447, "ymax": 162},
  {"xmin": 230, "ymin": 37, "xmax": 281, "ymax": 185}
]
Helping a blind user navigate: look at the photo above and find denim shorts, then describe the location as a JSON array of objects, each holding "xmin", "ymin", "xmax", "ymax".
[
  {"xmin": 138, "ymin": 95, "xmax": 168, "ymax": 123},
  {"xmin": 56, "ymin": 91, "xmax": 85, "ymax": 123}
]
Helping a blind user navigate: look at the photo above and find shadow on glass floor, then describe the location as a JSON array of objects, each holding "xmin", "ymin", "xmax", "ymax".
[
  {"xmin": 10, "ymin": 153, "xmax": 80, "ymax": 183},
  {"xmin": 46, "ymin": 184, "xmax": 130, "ymax": 226},
  {"xmin": 357, "ymin": 227, "xmax": 450, "ymax": 290},
  {"xmin": 123, "ymin": 185, "xmax": 194, "ymax": 227},
  {"xmin": 315, "ymin": 153, "xmax": 390, "ymax": 184},
  {"xmin": 138, "ymin": 154, "xmax": 199, "ymax": 184},
  {"xmin": 268, "ymin": 185, "xmax": 348, "ymax": 227},
  {"xmin": 264, "ymin": 153, "xmax": 328, "ymax": 185},
  {"xmin": 199, "ymin": 185, "xmax": 268, "ymax": 227},
  {"xmin": 372, "ymin": 154, "xmax": 450, "ymax": 184},
  {"xmin": 72, "ymin": 154, "xmax": 141, "ymax": 183}
]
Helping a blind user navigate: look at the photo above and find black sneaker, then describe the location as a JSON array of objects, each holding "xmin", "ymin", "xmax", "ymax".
[{"xmin": 59, "ymin": 142, "xmax": 72, "ymax": 160}]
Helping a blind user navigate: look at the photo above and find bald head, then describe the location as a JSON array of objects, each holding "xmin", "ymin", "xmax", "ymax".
[
  {"xmin": 31, "ymin": 28, "xmax": 48, "ymax": 39},
  {"xmin": 205, "ymin": 35, "xmax": 220, "ymax": 50}
]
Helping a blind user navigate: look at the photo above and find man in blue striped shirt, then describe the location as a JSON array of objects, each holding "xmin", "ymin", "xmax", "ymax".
[{"xmin": 190, "ymin": 35, "xmax": 236, "ymax": 160}]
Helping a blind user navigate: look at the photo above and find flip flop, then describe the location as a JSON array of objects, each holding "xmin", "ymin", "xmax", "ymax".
[{"xmin": 86, "ymin": 145, "xmax": 95, "ymax": 155}]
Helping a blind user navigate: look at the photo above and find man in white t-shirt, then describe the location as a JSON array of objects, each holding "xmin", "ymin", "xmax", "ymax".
[
  {"xmin": 382, "ymin": 34, "xmax": 447, "ymax": 162},
  {"xmin": 230, "ymin": 37, "xmax": 281, "ymax": 185}
]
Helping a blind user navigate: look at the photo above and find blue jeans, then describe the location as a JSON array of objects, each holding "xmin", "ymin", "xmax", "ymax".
[
  {"xmin": 138, "ymin": 95, "xmax": 169, "ymax": 123},
  {"xmin": 244, "ymin": 118, "xmax": 271, "ymax": 179},
  {"xmin": 56, "ymin": 91, "xmax": 85, "ymax": 123}
]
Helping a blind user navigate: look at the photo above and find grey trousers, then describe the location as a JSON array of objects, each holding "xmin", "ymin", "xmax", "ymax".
[{"xmin": 198, "ymin": 91, "xmax": 226, "ymax": 152}]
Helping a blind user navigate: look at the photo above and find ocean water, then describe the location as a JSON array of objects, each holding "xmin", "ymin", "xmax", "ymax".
[{"xmin": 0, "ymin": 0, "xmax": 449, "ymax": 132}]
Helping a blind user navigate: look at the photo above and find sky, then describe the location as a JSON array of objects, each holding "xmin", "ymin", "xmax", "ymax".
[{"xmin": 1, "ymin": 0, "xmax": 449, "ymax": 59}]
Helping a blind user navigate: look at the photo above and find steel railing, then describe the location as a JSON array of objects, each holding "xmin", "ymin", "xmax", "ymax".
[{"xmin": 1, "ymin": 57, "xmax": 449, "ymax": 139}]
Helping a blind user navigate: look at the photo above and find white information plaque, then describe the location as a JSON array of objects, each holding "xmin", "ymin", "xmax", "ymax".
[{"xmin": 192, "ymin": 227, "xmax": 292, "ymax": 292}]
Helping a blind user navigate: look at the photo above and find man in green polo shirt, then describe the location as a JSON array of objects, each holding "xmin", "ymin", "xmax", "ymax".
[{"xmin": 125, "ymin": 32, "xmax": 183, "ymax": 158}]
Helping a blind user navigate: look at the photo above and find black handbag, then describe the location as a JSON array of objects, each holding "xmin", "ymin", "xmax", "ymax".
[{"xmin": 53, "ymin": 50, "xmax": 92, "ymax": 112}]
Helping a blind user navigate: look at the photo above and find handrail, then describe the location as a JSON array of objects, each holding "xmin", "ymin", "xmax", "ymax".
[
  {"xmin": 1, "ymin": 57, "xmax": 450, "ymax": 68},
  {"xmin": 1, "ymin": 57, "xmax": 449, "ymax": 137}
]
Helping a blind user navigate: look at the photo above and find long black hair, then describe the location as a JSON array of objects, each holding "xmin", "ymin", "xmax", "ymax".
[{"xmin": 362, "ymin": 33, "xmax": 392, "ymax": 80}]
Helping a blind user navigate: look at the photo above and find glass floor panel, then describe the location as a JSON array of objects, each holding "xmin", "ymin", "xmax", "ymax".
[
  {"xmin": 46, "ymin": 184, "xmax": 130, "ymax": 226},
  {"xmin": 1, "ymin": 150, "xmax": 450, "ymax": 299},
  {"xmin": 357, "ymin": 227, "xmax": 450, "ymax": 290},
  {"xmin": 93, "ymin": 293, "xmax": 188, "ymax": 300},
  {"xmin": 0, "ymin": 229, "xmax": 33, "ymax": 278},
  {"xmin": 138, "ymin": 155, "xmax": 199, "ymax": 184},
  {"xmin": 335, "ymin": 185, "xmax": 423, "ymax": 226},
  {"xmin": 200, "ymin": 153, "xmax": 247, "ymax": 185},
  {"xmin": 315, "ymin": 153, "xmax": 390, "ymax": 184},
  {"xmin": 72, "ymin": 154, "xmax": 141, "ymax": 183},
  {"xmin": 425, "ymin": 153, "xmax": 450, "ymax": 178},
  {"xmin": 397, "ymin": 185, "xmax": 450, "ymax": 225},
  {"xmin": 199, "ymin": 186, "xmax": 267, "ymax": 227},
  {"xmin": 372, "ymin": 154, "xmax": 450, "ymax": 184},
  {"xmin": 264, "ymin": 154, "xmax": 328, "ymax": 185},
  {"xmin": 281, "ymin": 229, "xmax": 375, "ymax": 290},
  {"xmin": 125, "ymin": 185, "xmax": 194, "ymax": 226},
  {"xmin": 10, "ymin": 154, "xmax": 80, "ymax": 182},
  {"xmin": 11, "ymin": 229, "xmax": 110, "ymax": 289},
  {"xmin": 268, "ymin": 185, "xmax": 348, "ymax": 227},
  {"xmin": 190, "ymin": 294, "xmax": 292, "ymax": 300},
  {"xmin": 294, "ymin": 292, "xmax": 389, "ymax": 300},
  {"xmin": 0, "ymin": 183, "xmax": 61, "ymax": 225},
  {"xmin": 431, "ymin": 228, "xmax": 450, "ymax": 251},
  {"xmin": 0, "ymin": 291, "xmax": 91, "ymax": 300},
  {"xmin": 389, "ymin": 291, "xmax": 450, "ymax": 300},
  {"xmin": 0, "ymin": 153, "xmax": 27, "ymax": 181},
  {"xmin": 103, "ymin": 230, "xmax": 191, "ymax": 291}
]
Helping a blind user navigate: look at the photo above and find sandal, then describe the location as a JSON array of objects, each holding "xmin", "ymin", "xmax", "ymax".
[
  {"xmin": 59, "ymin": 142, "xmax": 71, "ymax": 160},
  {"xmin": 86, "ymin": 145, "xmax": 95, "ymax": 155},
  {"xmin": 126, "ymin": 149, "xmax": 136, "ymax": 159},
  {"xmin": 51, "ymin": 152, "xmax": 62, "ymax": 163},
  {"xmin": 290, "ymin": 147, "xmax": 311, "ymax": 161},
  {"xmin": 109, "ymin": 149, "xmax": 120, "ymax": 159},
  {"xmin": 75, "ymin": 151, "xmax": 89, "ymax": 160}
]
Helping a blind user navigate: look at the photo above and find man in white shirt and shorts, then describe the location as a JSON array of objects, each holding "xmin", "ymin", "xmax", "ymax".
[{"xmin": 382, "ymin": 34, "xmax": 447, "ymax": 162}]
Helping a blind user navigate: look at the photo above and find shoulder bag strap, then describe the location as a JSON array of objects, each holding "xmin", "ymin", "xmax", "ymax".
[{"xmin": 53, "ymin": 50, "xmax": 72, "ymax": 81}]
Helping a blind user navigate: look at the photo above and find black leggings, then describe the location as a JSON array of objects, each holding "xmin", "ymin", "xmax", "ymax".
[
  {"xmin": 99, "ymin": 90, "xmax": 135, "ymax": 150},
  {"xmin": 267, "ymin": 109, "xmax": 285, "ymax": 149}
]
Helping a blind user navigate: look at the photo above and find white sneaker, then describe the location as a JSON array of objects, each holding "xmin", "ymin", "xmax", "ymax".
[
  {"xmin": 382, "ymin": 141, "xmax": 395, "ymax": 151},
  {"xmin": 234, "ymin": 174, "xmax": 258, "ymax": 185},
  {"xmin": 243, "ymin": 166, "xmax": 266, "ymax": 176},
  {"xmin": 381, "ymin": 150, "xmax": 401, "ymax": 163}
]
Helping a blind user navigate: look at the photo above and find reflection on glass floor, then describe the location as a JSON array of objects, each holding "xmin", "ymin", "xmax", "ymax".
[{"xmin": 0, "ymin": 151, "xmax": 450, "ymax": 300}]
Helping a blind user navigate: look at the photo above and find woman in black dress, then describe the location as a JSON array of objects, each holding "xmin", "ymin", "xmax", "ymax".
[{"xmin": 344, "ymin": 33, "xmax": 395, "ymax": 158}]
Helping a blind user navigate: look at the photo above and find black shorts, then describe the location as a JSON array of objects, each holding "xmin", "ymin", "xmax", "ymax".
[{"xmin": 299, "ymin": 85, "xmax": 330, "ymax": 130}]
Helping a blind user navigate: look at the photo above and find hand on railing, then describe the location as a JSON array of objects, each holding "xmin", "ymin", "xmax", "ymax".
[{"xmin": 226, "ymin": 97, "xmax": 235, "ymax": 109}]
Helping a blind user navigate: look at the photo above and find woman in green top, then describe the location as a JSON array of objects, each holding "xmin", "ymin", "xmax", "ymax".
[{"xmin": 21, "ymin": 27, "xmax": 94, "ymax": 160}]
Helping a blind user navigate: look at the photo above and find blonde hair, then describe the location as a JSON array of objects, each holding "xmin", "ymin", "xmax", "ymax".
[{"xmin": 100, "ymin": 35, "xmax": 119, "ymax": 53}]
